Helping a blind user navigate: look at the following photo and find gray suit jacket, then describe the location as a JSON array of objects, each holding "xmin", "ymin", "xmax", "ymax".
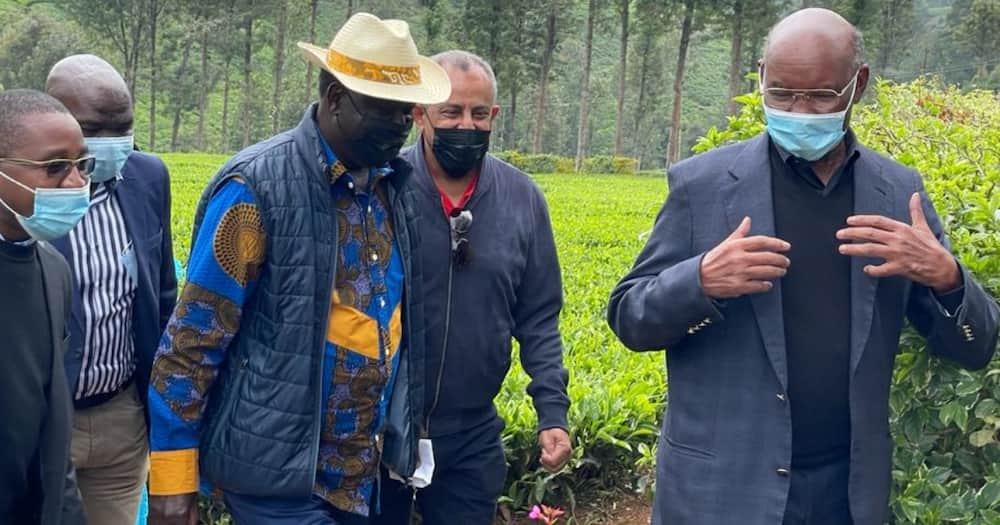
[{"xmin": 607, "ymin": 133, "xmax": 999, "ymax": 525}]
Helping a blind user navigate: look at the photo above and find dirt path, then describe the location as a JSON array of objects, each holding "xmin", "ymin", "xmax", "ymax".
[{"xmin": 505, "ymin": 493, "xmax": 651, "ymax": 525}]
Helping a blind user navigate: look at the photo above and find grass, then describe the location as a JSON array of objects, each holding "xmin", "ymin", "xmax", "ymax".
[{"xmin": 159, "ymin": 152, "xmax": 669, "ymax": 519}]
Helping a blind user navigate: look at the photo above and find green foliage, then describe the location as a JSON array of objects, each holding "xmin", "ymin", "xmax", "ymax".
[
  {"xmin": 696, "ymin": 78, "xmax": 1000, "ymax": 524},
  {"xmin": 492, "ymin": 151, "xmax": 638, "ymax": 175},
  {"xmin": 164, "ymin": 153, "xmax": 667, "ymax": 522},
  {"xmin": 493, "ymin": 151, "xmax": 576, "ymax": 174},
  {"xmin": 581, "ymin": 155, "xmax": 638, "ymax": 174}
]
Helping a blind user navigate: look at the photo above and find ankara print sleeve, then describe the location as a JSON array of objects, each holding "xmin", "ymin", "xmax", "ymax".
[{"xmin": 147, "ymin": 178, "xmax": 266, "ymax": 496}]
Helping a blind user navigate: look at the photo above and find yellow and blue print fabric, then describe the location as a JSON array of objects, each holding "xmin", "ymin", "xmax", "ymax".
[{"xmin": 149, "ymin": 141, "xmax": 403, "ymax": 517}]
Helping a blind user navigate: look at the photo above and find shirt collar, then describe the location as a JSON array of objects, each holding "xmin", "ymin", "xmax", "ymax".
[
  {"xmin": 314, "ymin": 121, "xmax": 393, "ymax": 187},
  {"xmin": 0, "ymin": 230, "xmax": 36, "ymax": 246}
]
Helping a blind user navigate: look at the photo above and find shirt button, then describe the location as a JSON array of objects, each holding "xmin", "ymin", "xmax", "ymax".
[
  {"xmin": 379, "ymin": 297, "xmax": 387, "ymax": 308},
  {"xmin": 367, "ymin": 205, "xmax": 373, "ymax": 214},
  {"xmin": 776, "ymin": 393, "xmax": 786, "ymax": 402},
  {"xmin": 776, "ymin": 468, "xmax": 790, "ymax": 477},
  {"xmin": 371, "ymin": 252, "xmax": 379, "ymax": 262},
  {"xmin": 347, "ymin": 181, "xmax": 355, "ymax": 190}
]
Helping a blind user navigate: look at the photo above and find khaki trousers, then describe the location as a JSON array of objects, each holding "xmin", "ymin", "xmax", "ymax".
[{"xmin": 71, "ymin": 383, "xmax": 149, "ymax": 525}]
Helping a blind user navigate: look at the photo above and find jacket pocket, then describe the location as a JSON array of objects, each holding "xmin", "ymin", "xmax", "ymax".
[{"xmin": 663, "ymin": 434, "xmax": 716, "ymax": 460}]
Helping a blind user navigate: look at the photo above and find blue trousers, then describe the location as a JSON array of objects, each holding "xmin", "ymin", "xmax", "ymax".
[
  {"xmin": 373, "ymin": 417, "xmax": 507, "ymax": 525},
  {"xmin": 224, "ymin": 492, "xmax": 371, "ymax": 525},
  {"xmin": 782, "ymin": 457, "xmax": 853, "ymax": 525}
]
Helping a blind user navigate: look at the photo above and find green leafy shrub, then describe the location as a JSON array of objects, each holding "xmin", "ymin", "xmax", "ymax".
[
  {"xmin": 164, "ymin": 79, "xmax": 998, "ymax": 523},
  {"xmin": 493, "ymin": 151, "xmax": 637, "ymax": 175},
  {"xmin": 698, "ymin": 78, "xmax": 1000, "ymax": 524},
  {"xmin": 582, "ymin": 156, "xmax": 638, "ymax": 175},
  {"xmin": 164, "ymin": 155, "xmax": 668, "ymax": 522}
]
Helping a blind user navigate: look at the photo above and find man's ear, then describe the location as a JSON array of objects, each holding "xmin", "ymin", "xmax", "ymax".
[
  {"xmin": 324, "ymin": 82, "xmax": 343, "ymax": 111},
  {"xmin": 854, "ymin": 64, "xmax": 871, "ymax": 104},
  {"xmin": 413, "ymin": 105, "xmax": 427, "ymax": 124},
  {"xmin": 490, "ymin": 105, "xmax": 501, "ymax": 120}
]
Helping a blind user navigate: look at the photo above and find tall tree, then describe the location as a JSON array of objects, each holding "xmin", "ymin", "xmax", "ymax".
[
  {"xmin": 727, "ymin": 0, "xmax": 745, "ymax": 115},
  {"xmin": 241, "ymin": 1, "xmax": 255, "ymax": 148},
  {"xmin": 271, "ymin": 0, "xmax": 289, "ymax": 134},
  {"xmin": 304, "ymin": 0, "xmax": 319, "ymax": 106},
  {"xmin": 666, "ymin": 0, "xmax": 695, "ymax": 167},
  {"xmin": 61, "ymin": 0, "xmax": 146, "ymax": 95},
  {"xmin": 575, "ymin": 0, "xmax": 597, "ymax": 171},
  {"xmin": 531, "ymin": 12, "xmax": 558, "ymax": 154},
  {"xmin": 170, "ymin": 37, "xmax": 195, "ymax": 151},
  {"xmin": 148, "ymin": 0, "xmax": 164, "ymax": 151},
  {"xmin": 613, "ymin": 0, "xmax": 630, "ymax": 156}
]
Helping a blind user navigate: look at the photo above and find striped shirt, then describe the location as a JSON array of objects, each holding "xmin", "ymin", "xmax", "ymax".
[{"xmin": 69, "ymin": 183, "xmax": 137, "ymax": 399}]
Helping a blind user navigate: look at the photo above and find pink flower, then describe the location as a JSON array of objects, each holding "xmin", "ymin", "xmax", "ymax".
[{"xmin": 529, "ymin": 505, "xmax": 543, "ymax": 520}]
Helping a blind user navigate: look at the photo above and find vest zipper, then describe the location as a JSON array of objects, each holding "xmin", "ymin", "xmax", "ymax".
[{"xmin": 309, "ymin": 195, "xmax": 338, "ymax": 492}]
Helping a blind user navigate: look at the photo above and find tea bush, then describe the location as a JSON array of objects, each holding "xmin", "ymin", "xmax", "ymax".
[
  {"xmin": 159, "ymin": 154, "xmax": 669, "ymax": 520},
  {"xmin": 491, "ymin": 151, "xmax": 639, "ymax": 175},
  {"xmin": 697, "ymin": 79, "xmax": 1000, "ymax": 524},
  {"xmin": 160, "ymin": 79, "xmax": 999, "ymax": 523},
  {"xmin": 581, "ymin": 156, "xmax": 639, "ymax": 175}
]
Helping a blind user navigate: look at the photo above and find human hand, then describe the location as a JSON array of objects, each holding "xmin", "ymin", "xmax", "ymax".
[
  {"xmin": 148, "ymin": 493, "xmax": 199, "ymax": 525},
  {"xmin": 538, "ymin": 428, "xmax": 572, "ymax": 473},
  {"xmin": 837, "ymin": 192, "xmax": 960, "ymax": 293},
  {"xmin": 699, "ymin": 217, "xmax": 791, "ymax": 299}
]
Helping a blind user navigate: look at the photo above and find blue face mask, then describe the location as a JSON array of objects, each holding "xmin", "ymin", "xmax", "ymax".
[
  {"xmin": 0, "ymin": 170, "xmax": 91, "ymax": 241},
  {"xmin": 763, "ymin": 75, "xmax": 858, "ymax": 162},
  {"xmin": 85, "ymin": 135, "xmax": 134, "ymax": 183}
]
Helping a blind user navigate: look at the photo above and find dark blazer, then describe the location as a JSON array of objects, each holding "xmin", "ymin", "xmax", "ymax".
[
  {"xmin": 607, "ymin": 133, "xmax": 999, "ymax": 525},
  {"xmin": 36, "ymin": 241, "xmax": 85, "ymax": 525},
  {"xmin": 51, "ymin": 151, "xmax": 177, "ymax": 411}
]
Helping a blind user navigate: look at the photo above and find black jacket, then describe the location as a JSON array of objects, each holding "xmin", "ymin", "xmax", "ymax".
[{"xmin": 36, "ymin": 241, "xmax": 85, "ymax": 525}]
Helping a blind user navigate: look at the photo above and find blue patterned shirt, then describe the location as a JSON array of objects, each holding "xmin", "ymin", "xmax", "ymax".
[{"xmin": 148, "ymin": 128, "xmax": 403, "ymax": 516}]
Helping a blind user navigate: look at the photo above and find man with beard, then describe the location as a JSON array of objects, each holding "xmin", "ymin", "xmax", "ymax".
[
  {"xmin": 376, "ymin": 50, "xmax": 571, "ymax": 525},
  {"xmin": 146, "ymin": 13, "xmax": 450, "ymax": 525}
]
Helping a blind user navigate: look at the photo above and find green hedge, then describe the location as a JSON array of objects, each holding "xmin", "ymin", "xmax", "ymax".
[
  {"xmin": 492, "ymin": 150, "xmax": 638, "ymax": 175},
  {"xmin": 698, "ymin": 79, "xmax": 1000, "ymax": 524}
]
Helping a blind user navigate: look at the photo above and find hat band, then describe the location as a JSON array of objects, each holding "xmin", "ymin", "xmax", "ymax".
[{"xmin": 326, "ymin": 49, "xmax": 422, "ymax": 86}]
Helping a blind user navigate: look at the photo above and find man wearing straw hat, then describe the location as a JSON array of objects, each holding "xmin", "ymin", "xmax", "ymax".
[{"xmin": 147, "ymin": 13, "xmax": 450, "ymax": 525}]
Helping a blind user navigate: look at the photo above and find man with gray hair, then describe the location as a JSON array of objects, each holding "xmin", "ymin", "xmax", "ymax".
[
  {"xmin": 376, "ymin": 49, "xmax": 571, "ymax": 525},
  {"xmin": 607, "ymin": 8, "xmax": 998, "ymax": 525}
]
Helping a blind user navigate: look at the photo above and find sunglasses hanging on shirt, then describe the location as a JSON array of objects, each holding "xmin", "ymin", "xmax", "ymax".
[{"xmin": 449, "ymin": 207, "xmax": 473, "ymax": 269}]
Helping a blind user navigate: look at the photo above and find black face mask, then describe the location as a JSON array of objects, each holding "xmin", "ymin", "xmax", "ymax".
[
  {"xmin": 431, "ymin": 128, "xmax": 491, "ymax": 179},
  {"xmin": 334, "ymin": 91, "xmax": 413, "ymax": 168}
]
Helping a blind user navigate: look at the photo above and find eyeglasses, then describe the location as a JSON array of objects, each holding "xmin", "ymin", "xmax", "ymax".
[
  {"xmin": 0, "ymin": 156, "xmax": 96, "ymax": 179},
  {"xmin": 449, "ymin": 208, "xmax": 473, "ymax": 268},
  {"xmin": 760, "ymin": 71, "xmax": 859, "ymax": 113}
]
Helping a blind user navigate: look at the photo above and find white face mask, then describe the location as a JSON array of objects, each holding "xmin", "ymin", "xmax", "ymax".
[{"xmin": 0, "ymin": 170, "xmax": 91, "ymax": 241}]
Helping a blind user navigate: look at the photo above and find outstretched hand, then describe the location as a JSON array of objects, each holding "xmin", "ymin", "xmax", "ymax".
[{"xmin": 837, "ymin": 192, "xmax": 960, "ymax": 293}]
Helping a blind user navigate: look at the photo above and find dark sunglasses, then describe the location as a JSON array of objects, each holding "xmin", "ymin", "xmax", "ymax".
[
  {"xmin": 0, "ymin": 155, "xmax": 96, "ymax": 179},
  {"xmin": 449, "ymin": 208, "xmax": 473, "ymax": 268}
]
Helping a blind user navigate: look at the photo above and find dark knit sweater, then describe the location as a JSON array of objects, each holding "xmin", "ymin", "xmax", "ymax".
[{"xmin": 0, "ymin": 240, "xmax": 52, "ymax": 521}]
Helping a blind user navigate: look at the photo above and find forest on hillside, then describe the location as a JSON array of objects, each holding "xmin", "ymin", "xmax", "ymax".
[{"xmin": 0, "ymin": 0, "xmax": 997, "ymax": 168}]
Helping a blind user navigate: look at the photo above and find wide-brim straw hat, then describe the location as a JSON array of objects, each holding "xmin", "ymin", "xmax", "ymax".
[{"xmin": 298, "ymin": 12, "xmax": 451, "ymax": 105}]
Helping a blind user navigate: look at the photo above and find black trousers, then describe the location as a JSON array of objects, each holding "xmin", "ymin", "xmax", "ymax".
[
  {"xmin": 782, "ymin": 456, "xmax": 853, "ymax": 525},
  {"xmin": 374, "ymin": 418, "xmax": 507, "ymax": 525}
]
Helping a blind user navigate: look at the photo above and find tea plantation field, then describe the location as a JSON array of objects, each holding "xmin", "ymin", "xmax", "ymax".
[{"xmin": 159, "ymin": 153, "xmax": 670, "ymax": 512}]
